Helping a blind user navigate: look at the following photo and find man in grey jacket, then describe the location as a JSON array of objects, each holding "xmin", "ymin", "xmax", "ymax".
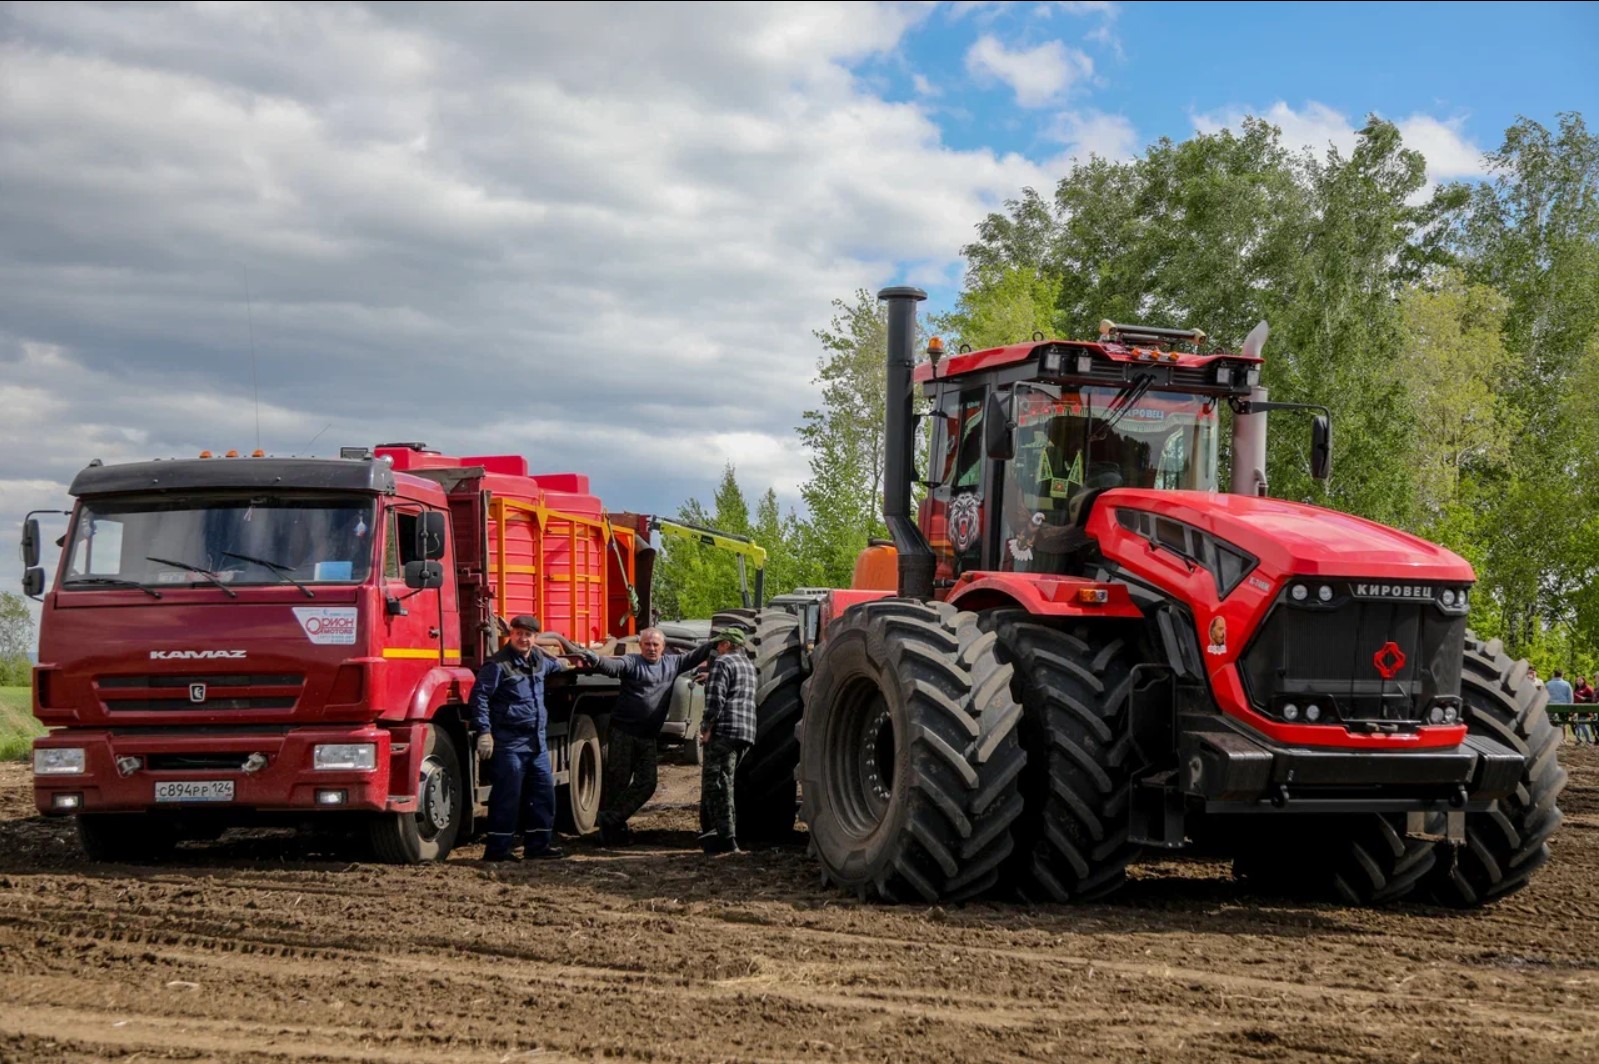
[{"xmin": 582, "ymin": 627, "xmax": 711, "ymax": 845}]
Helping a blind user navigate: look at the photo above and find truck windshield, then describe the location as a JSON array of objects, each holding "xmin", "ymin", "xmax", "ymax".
[
  {"xmin": 61, "ymin": 495, "xmax": 377, "ymax": 590},
  {"xmin": 1000, "ymin": 384, "xmax": 1219, "ymax": 573}
]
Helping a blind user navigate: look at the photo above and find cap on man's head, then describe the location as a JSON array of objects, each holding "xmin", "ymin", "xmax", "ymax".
[
  {"xmin": 509, "ymin": 615, "xmax": 541, "ymax": 633},
  {"xmin": 711, "ymin": 627, "xmax": 747, "ymax": 647}
]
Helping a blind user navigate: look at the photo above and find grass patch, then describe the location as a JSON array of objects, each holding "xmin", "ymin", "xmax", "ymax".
[{"xmin": 0, "ymin": 686, "xmax": 42, "ymax": 761}]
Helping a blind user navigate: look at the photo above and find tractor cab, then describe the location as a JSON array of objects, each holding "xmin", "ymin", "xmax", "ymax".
[{"xmin": 915, "ymin": 321, "xmax": 1261, "ymax": 584}]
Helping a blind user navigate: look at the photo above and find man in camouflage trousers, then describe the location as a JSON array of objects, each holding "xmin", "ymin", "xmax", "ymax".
[{"xmin": 698, "ymin": 627, "xmax": 757, "ymax": 855}]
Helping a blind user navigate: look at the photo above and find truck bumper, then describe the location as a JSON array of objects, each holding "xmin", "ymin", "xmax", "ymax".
[
  {"xmin": 1177, "ymin": 715, "xmax": 1524, "ymax": 813},
  {"xmin": 32, "ymin": 727, "xmax": 394, "ymax": 817}
]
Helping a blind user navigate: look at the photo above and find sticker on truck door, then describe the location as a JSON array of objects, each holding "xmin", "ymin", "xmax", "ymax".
[{"xmin": 293, "ymin": 606, "xmax": 358, "ymax": 645}]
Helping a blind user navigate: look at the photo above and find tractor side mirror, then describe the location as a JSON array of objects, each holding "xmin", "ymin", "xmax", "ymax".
[
  {"xmin": 21, "ymin": 518, "xmax": 40, "ymax": 568},
  {"xmin": 22, "ymin": 568, "xmax": 44, "ymax": 597},
  {"xmin": 403, "ymin": 560, "xmax": 444, "ymax": 590},
  {"xmin": 416, "ymin": 511, "xmax": 447, "ymax": 561},
  {"xmin": 1311, "ymin": 415, "xmax": 1332, "ymax": 481},
  {"xmin": 984, "ymin": 390, "xmax": 1015, "ymax": 461}
]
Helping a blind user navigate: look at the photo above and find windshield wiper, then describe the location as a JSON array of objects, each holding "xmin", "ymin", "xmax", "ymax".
[
  {"xmin": 62, "ymin": 576, "xmax": 163, "ymax": 599},
  {"xmin": 144, "ymin": 556, "xmax": 238, "ymax": 598},
  {"xmin": 221, "ymin": 550, "xmax": 316, "ymax": 599}
]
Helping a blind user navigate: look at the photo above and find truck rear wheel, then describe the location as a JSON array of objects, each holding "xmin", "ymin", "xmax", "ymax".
[
  {"xmin": 556, "ymin": 713, "xmax": 603, "ymax": 835},
  {"xmin": 370, "ymin": 724, "xmax": 463, "ymax": 864},
  {"xmin": 77, "ymin": 813, "xmax": 179, "ymax": 862},
  {"xmin": 734, "ymin": 610, "xmax": 807, "ymax": 842},
  {"xmin": 1426, "ymin": 635, "xmax": 1567, "ymax": 907},
  {"xmin": 797, "ymin": 600, "xmax": 1024, "ymax": 902},
  {"xmin": 985, "ymin": 613, "xmax": 1140, "ymax": 901}
]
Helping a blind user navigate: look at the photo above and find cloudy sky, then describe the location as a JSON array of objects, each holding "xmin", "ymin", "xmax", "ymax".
[{"xmin": 2, "ymin": 0, "xmax": 1595, "ymax": 597}]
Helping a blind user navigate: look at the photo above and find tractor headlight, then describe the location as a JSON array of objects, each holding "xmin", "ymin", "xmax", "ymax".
[
  {"xmin": 1318, "ymin": 585, "xmax": 1334, "ymax": 603},
  {"xmin": 1305, "ymin": 704, "xmax": 1322, "ymax": 722},
  {"xmin": 1429, "ymin": 706, "xmax": 1445, "ymax": 724},
  {"xmin": 1291, "ymin": 585, "xmax": 1308, "ymax": 602},
  {"xmin": 1282, "ymin": 703, "xmax": 1300, "ymax": 721}
]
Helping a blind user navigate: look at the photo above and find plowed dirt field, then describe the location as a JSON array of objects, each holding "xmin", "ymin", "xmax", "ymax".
[{"xmin": 2, "ymin": 747, "xmax": 1597, "ymax": 1063}]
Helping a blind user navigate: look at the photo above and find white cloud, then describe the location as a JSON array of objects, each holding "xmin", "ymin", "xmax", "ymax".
[
  {"xmin": 1191, "ymin": 101, "xmax": 1488, "ymax": 185},
  {"xmin": 0, "ymin": 1, "xmax": 1056, "ymax": 579},
  {"xmin": 964, "ymin": 33, "xmax": 1093, "ymax": 108},
  {"xmin": 1047, "ymin": 110, "xmax": 1139, "ymax": 162}
]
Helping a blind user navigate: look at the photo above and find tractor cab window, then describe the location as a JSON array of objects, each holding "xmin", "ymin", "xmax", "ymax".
[
  {"xmin": 924, "ymin": 392, "xmax": 988, "ymax": 583},
  {"xmin": 1000, "ymin": 383, "xmax": 1219, "ymax": 574}
]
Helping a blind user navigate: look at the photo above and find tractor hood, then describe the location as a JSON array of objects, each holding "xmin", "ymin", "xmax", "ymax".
[{"xmin": 1092, "ymin": 489, "xmax": 1475, "ymax": 582}]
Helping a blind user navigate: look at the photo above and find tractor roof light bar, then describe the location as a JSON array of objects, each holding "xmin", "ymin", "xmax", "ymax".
[{"xmin": 1098, "ymin": 319, "xmax": 1208, "ymax": 349}]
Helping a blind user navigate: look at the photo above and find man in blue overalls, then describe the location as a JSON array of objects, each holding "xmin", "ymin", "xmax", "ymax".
[{"xmin": 471, "ymin": 615, "xmax": 570, "ymax": 862}]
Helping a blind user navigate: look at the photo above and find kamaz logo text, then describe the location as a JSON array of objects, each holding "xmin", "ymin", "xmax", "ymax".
[
  {"xmin": 149, "ymin": 650, "xmax": 248, "ymax": 660},
  {"xmin": 1352, "ymin": 585, "xmax": 1433, "ymax": 600}
]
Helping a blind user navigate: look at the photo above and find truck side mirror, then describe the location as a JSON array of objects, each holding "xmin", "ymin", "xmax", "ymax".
[
  {"xmin": 984, "ymin": 390, "xmax": 1015, "ymax": 461},
  {"xmin": 403, "ymin": 560, "xmax": 444, "ymax": 590},
  {"xmin": 416, "ymin": 512, "xmax": 447, "ymax": 561},
  {"xmin": 1311, "ymin": 415, "xmax": 1332, "ymax": 481},
  {"xmin": 21, "ymin": 518, "xmax": 40, "ymax": 568},
  {"xmin": 22, "ymin": 568, "xmax": 44, "ymax": 597}
]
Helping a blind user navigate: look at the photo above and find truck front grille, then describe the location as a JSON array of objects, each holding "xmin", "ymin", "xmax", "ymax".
[{"xmin": 96, "ymin": 674, "xmax": 304, "ymax": 713}]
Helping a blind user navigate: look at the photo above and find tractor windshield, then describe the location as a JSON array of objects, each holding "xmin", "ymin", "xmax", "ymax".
[{"xmin": 1000, "ymin": 384, "xmax": 1219, "ymax": 573}]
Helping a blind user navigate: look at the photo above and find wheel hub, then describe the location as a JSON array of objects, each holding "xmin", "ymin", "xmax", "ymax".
[{"xmin": 419, "ymin": 758, "xmax": 452, "ymax": 834}]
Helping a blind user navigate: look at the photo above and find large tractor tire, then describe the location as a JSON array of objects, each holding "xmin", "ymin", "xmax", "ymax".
[
  {"xmin": 77, "ymin": 813, "xmax": 180, "ymax": 863},
  {"xmin": 370, "ymin": 725, "xmax": 464, "ymax": 864},
  {"xmin": 734, "ymin": 610, "xmax": 807, "ymax": 842},
  {"xmin": 556, "ymin": 713, "xmax": 603, "ymax": 836},
  {"xmin": 1426, "ymin": 635, "xmax": 1567, "ymax": 907},
  {"xmin": 984, "ymin": 612, "xmax": 1141, "ymax": 902},
  {"xmin": 797, "ymin": 599, "xmax": 1025, "ymax": 902},
  {"xmin": 711, "ymin": 608, "xmax": 761, "ymax": 635},
  {"xmin": 1230, "ymin": 813, "xmax": 1436, "ymax": 905}
]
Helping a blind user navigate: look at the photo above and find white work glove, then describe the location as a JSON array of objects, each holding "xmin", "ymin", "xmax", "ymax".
[{"xmin": 476, "ymin": 733, "xmax": 494, "ymax": 761}]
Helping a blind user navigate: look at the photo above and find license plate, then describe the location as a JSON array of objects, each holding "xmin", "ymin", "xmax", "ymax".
[{"xmin": 154, "ymin": 780, "xmax": 235, "ymax": 803}]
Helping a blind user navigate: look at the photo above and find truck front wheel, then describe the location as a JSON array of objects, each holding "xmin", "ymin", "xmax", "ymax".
[
  {"xmin": 77, "ymin": 813, "xmax": 179, "ymax": 862},
  {"xmin": 369, "ymin": 724, "xmax": 464, "ymax": 864}
]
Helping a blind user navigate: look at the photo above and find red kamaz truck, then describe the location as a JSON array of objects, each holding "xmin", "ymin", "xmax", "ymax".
[
  {"xmin": 22, "ymin": 443, "xmax": 668, "ymax": 862},
  {"xmin": 732, "ymin": 288, "xmax": 1566, "ymax": 907}
]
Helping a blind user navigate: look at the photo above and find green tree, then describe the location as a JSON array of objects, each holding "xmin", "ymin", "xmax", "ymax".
[
  {"xmin": 1457, "ymin": 114, "xmax": 1599, "ymax": 655},
  {"xmin": 795, "ymin": 290, "xmax": 892, "ymax": 586},
  {"xmin": 932, "ymin": 264, "xmax": 1058, "ymax": 352},
  {"xmin": 0, "ymin": 592, "xmax": 32, "ymax": 687}
]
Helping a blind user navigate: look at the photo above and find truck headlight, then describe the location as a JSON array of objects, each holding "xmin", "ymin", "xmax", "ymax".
[
  {"xmin": 313, "ymin": 743, "xmax": 377, "ymax": 771},
  {"xmin": 35, "ymin": 748, "xmax": 87, "ymax": 775}
]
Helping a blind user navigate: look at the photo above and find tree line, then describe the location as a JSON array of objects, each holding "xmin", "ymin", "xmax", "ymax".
[{"xmin": 653, "ymin": 112, "xmax": 1599, "ymax": 676}]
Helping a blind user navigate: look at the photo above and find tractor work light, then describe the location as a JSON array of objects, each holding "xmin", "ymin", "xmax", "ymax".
[
  {"xmin": 1429, "ymin": 706, "xmax": 1445, "ymax": 724},
  {"xmin": 1291, "ymin": 585, "xmax": 1309, "ymax": 602},
  {"xmin": 1214, "ymin": 363, "xmax": 1232, "ymax": 385},
  {"xmin": 312, "ymin": 744, "xmax": 376, "ymax": 771},
  {"xmin": 1305, "ymin": 704, "xmax": 1322, "ymax": 722},
  {"xmin": 1282, "ymin": 703, "xmax": 1300, "ymax": 721},
  {"xmin": 1246, "ymin": 367, "xmax": 1261, "ymax": 387},
  {"xmin": 1318, "ymin": 585, "xmax": 1334, "ymax": 603},
  {"xmin": 1076, "ymin": 354, "xmax": 1094, "ymax": 374},
  {"xmin": 1041, "ymin": 349, "xmax": 1066, "ymax": 375},
  {"xmin": 35, "ymin": 748, "xmax": 86, "ymax": 775}
]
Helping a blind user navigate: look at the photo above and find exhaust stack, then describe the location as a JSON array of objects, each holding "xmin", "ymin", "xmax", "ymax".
[{"xmin": 877, "ymin": 286, "xmax": 935, "ymax": 600}]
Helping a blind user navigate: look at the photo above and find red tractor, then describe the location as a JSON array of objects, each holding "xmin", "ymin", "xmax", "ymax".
[{"xmin": 734, "ymin": 287, "xmax": 1566, "ymax": 907}]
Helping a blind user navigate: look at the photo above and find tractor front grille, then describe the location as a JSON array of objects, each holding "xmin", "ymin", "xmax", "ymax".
[{"xmin": 1237, "ymin": 582, "xmax": 1467, "ymax": 724}]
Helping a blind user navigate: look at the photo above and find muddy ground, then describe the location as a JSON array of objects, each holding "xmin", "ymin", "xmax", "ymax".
[{"xmin": 0, "ymin": 747, "xmax": 1596, "ymax": 1064}]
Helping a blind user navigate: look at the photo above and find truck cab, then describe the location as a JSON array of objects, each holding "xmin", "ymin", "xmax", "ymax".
[{"xmin": 27, "ymin": 446, "xmax": 639, "ymax": 862}]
